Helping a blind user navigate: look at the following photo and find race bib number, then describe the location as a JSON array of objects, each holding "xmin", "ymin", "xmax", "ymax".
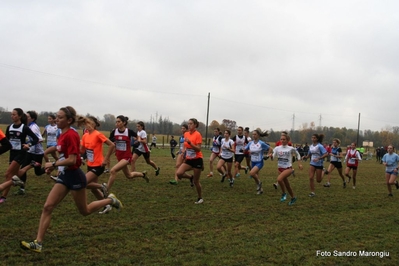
[
  {"xmin": 186, "ymin": 149, "xmax": 196, "ymax": 159},
  {"xmin": 10, "ymin": 139, "xmax": 21, "ymax": 150},
  {"xmin": 251, "ymin": 152, "xmax": 260, "ymax": 162},
  {"xmin": 47, "ymin": 134, "xmax": 57, "ymax": 143},
  {"xmin": 86, "ymin": 149, "xmax": 94, "ymax": 162},
  {"xmin": 115, "ymin": 141, "xmax": 127, "ymax": 151},
  {"xmin": 349, "ymin": 158, "xmax": 356, "ymax": 164}
]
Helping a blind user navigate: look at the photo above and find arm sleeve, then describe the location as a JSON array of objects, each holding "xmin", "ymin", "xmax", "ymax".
[{"xmin": 0, "ymin": 137, "xmax": 12, "ymax": 155}]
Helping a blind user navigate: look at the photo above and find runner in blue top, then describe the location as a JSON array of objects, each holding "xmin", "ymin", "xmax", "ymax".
[
  {"xmin": 323, "ymin": 138, "xmax": 346, "ymax": 188},
  {"xmin": 303, "ymin": 133, "xmax": 328, "ymax": 197},
  {"xmin": 381, "ymin": 145, "xmax": 399, "ymax": 196},
  {"xmin": 244, "ymin": 129, "xmax": 272, "ymax": 195}
]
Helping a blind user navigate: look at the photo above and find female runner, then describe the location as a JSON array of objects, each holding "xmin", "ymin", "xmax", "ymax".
[
  {"xmin": 272, "ymin": 134, "xmax": 302, "ymax": 205},
  {"xmin": 303, "ymin": 134, "xmax": 328, "ymax": 197},
  {"xmin": 381, "ymin": 145, "xmax": 399, "ymax": 196},
  {"xmin": 207, "ymin": 128, "xmax": 222, "ymax": 177},
  {"xmin": 106, "ymin": 116, "xmax": 148, "ymax": 192},
  {"xmin": 217, "ymin": 130, "xmax": 235, "ymax": 187},
  {"xmin": 344, "ymin": 142, "xmax": 362, "ymax": 189},
  {"xmin": 176, "ymin": 118, "xmax": 204, "ymax": 204},
  {"xmin": 169, "ymin": 124, "xmax": 191, "ymax": 185},
  {"xmin": 323, "ymin": 138, "xmax": 346, "ymax": 188},
  {"xmin": 131, "ymin": 121, "xmax": 160, "ymax": 176},
  {"xmin": 0, "ymin": 108, "xmax": 39, "ymax": 204},
  {"xmin": 20, "ymin": 106, "xmax": 122, "ymax": 253},
  {"xmin": 244, "ymin": 129, "xmax": 272, "ymax": 195}
]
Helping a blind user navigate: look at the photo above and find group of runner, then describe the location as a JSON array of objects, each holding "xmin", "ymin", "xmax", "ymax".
[{"xmin": 0, "ymin": 107, "xmax": 398, "ymax": 254}]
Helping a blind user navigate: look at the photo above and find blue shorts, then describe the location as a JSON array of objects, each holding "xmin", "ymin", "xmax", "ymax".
[
  {"xmin": 56, "ymin": 168, "xmax": 87, "ymax": 190},
  {"xmin": 386, "ymin": 170, "xmax": 398, "ymax": 176},
  {"xmin": 251, "ymin": 160, "xmax": 264, "ymax": 170}
]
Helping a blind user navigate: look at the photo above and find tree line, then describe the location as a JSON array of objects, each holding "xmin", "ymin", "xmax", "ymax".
[{"xmin": 0, "ymin": 108, "xmax": 398, "ymax": 149}]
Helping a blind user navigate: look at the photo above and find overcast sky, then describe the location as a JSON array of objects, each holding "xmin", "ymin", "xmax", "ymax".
[{"xmin": 1, "ymin": 1, "xmax": 398, "ymax": 132}]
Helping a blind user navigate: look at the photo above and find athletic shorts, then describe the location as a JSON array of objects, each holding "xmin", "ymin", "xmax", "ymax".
[
  {"xmin": 9, "ymin": 150, "xmax": 27, "ymax": 165},
  {"xmin": 251, "ymin": 160, "xmax": 264, "ymax": 170},
  {"xmin": 133, "ymin": 149, "xmax": 150, "ymax": 159},
  {"xmin": 234, "ymin": 154, "xmax": 245, "ymax": 163},
  {"xmin": 310, "ymin": 165, "xmax": 324, "ymax": 170},
  {"xmin": 185, "ymin": 158, "xmax": 203, "ymax": 169},
  {"xmin": 331, "ymin": 161, "xmax": 342, "ymax": 169},
  {"xmin": 386, "ymin": 170, "xmax": 398, "ymax": 176},
  {"xmin": 87, "ymin": 165, "xmax": 105, "ymax": 176},
  {"xmin": 220, "ymin": 157, "xmax": 233, "ymax": 163},
  {"xmin": 347, "ymin": 165, "xmax": 358, "ymax": 170},
  {"xmin": 278, "ymin": 166, "xmax": 292, "ymax": 173},
  {"xmin": 56, "ymin": 168, "xmax": 87, "ymax": 190}
]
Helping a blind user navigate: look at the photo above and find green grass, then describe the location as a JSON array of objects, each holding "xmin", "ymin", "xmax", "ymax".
[{"xmin": 0, "ymin": 146, "xmax": 398, "ymax": 265}]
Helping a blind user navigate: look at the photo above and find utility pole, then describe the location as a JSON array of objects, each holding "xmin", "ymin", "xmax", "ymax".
[{"xmin": 205, "ymin": 92, "xmax": 210, "ymax": 148}]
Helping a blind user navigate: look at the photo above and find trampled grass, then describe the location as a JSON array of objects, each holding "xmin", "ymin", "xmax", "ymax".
[{"xmin": 0, "ymin": 147, "xmax": 398, "ymax": 266}]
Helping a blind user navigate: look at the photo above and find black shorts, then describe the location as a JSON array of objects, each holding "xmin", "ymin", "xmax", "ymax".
[
  {"xmin": 9, "ymin": 150, "xmax": 27, "ymax": 165},
  {"xmin": 134, "ymin": 149, "xmax": 150, "ymax": 159},
  {"xmin": 87, "ymin": 165, "xmax": 105, "ymax": 176},
  {"xmin": 221, "ymin": 157, "xmax": 233, "ymax": 163},
  {"xmin": 331, "ymin": 161, "xmax": 342, "ymax": 169},
  {"xmin": 56, "ymin": 168, "xmax": 87, "ymax": 190},
  {"xmin": 234, "ymin": 154, "xmax": 245, "ymax": 163},
  {"xmin": 310, "ymin": 165, "xmax": 324, "ymax": 170},
  {"xmin": 185, "ymin": 158, "xmax": 204, "ymax": 169}
]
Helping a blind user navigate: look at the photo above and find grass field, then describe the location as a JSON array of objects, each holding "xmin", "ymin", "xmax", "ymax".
[{"xmin": 0, "ymin": 132, "xmax": 398, "ymax": 265}]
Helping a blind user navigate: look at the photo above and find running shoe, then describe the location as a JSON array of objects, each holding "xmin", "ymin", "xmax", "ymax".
[
  {"xmin": 288, "ymin": 197, "xmax": 297, "ymax": 206},
  {"xmin": 257, "ymin": 188, "xmax": 263, "ymax": 195},
  {"xmin": 324, "ymin": 169, "xmax": 329, "ymax": 175},
  {"xmin": 229, "ymin": 178, "xmax": 234, "ymax": 187},
  {"xmin": 0, "ymin": 197, "xmax": 6, "ymax": 204},
  {"xmin": 292, "ymin": 169, "xmax": 296, "ymax": 177},
  {"xmin": 353, "ymin": 186, "xmax": 356, "ymax": 189},
  {"xmin": 155, "ymin": 167, "xmax": 160, "ymax": 176},
  {"xmin": 207, "ymin": 173, "xmax": 213, "ymax": 177},
  {"xmin": 395, "ymin": 181, "xmax": 399, "ymax": 190},
  {"xmin": 12, "ymin": 175, "xmax": 24, "ymax": 186},
  {"xmin": 280, "ymin": 193, "xmax": 287, "ymax": 202},
  {"xmin": 99, "ymin": 205, "xmax": 112, "ymax": 214},
  {"xmin": 347, "ymin": 177, "xmax": 351, "ymax": 184},
  {"xmin": 104, "ymin": 169, "xmax": 110, "ymax": 174},
  {"xmin": 244, "ymin": 166, "xmax": 249, "ymax": 174},
  {"xmin": 20, "ymin": 240, "xmax": 42, "ymax": 253},
  {"xmin": 235, "ymin": 173, "xmax": 240, "ymax": 178},
  {"xmin": 14, "ymin": 188, "xmax": 25, "ymax": 195},
  {"xmin": 108, "ymin": 193, "xmax": 123, "ymax": 210},
  {"xmin": 323, "ymin": 182, "xmax": 330, "ymax": 187},
  {"xmin": 169, "ymin": 180, "xmax": 178, "ymax": 185},
  {"xmin": 195, "ymin": 198, "xmax": 204, "ymax": 204},
  {"xmin": 343, "ymin": 182, "xmax": 346, "ymax": 188},
  {"xmin": 309, "ymin": 192, "xmax": 316, "ymax": 197},
  {"xmin": 142, "ymin": 171, "xmax": 149, "ymax": 183},
  {"xmin": 257, "ymin": 182, "xmax": 263, "ymax": 191},
  {"xmin": 220, "ymin": 174, "xmax": 226, "ymax": 183},
  {"xmin": 273, "ymin": 183, "xmax": 278, "ymax": 190},
  {"xmin": 101, "ymin": 183, "xmax": 108, "ymax": 198}
]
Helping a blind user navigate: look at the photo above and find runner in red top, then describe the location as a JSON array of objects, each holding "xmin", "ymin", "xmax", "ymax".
[
  {"xmin": 176, "ymin": 118, "xmax": 204, "ymax": 204},
  {"xmin": 106, "ymin": 115, "xmax": 149, "ymax": 193},
  {"xmin": 20, "ymin": 106, "xmax": 123, "ymax": 253}
]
